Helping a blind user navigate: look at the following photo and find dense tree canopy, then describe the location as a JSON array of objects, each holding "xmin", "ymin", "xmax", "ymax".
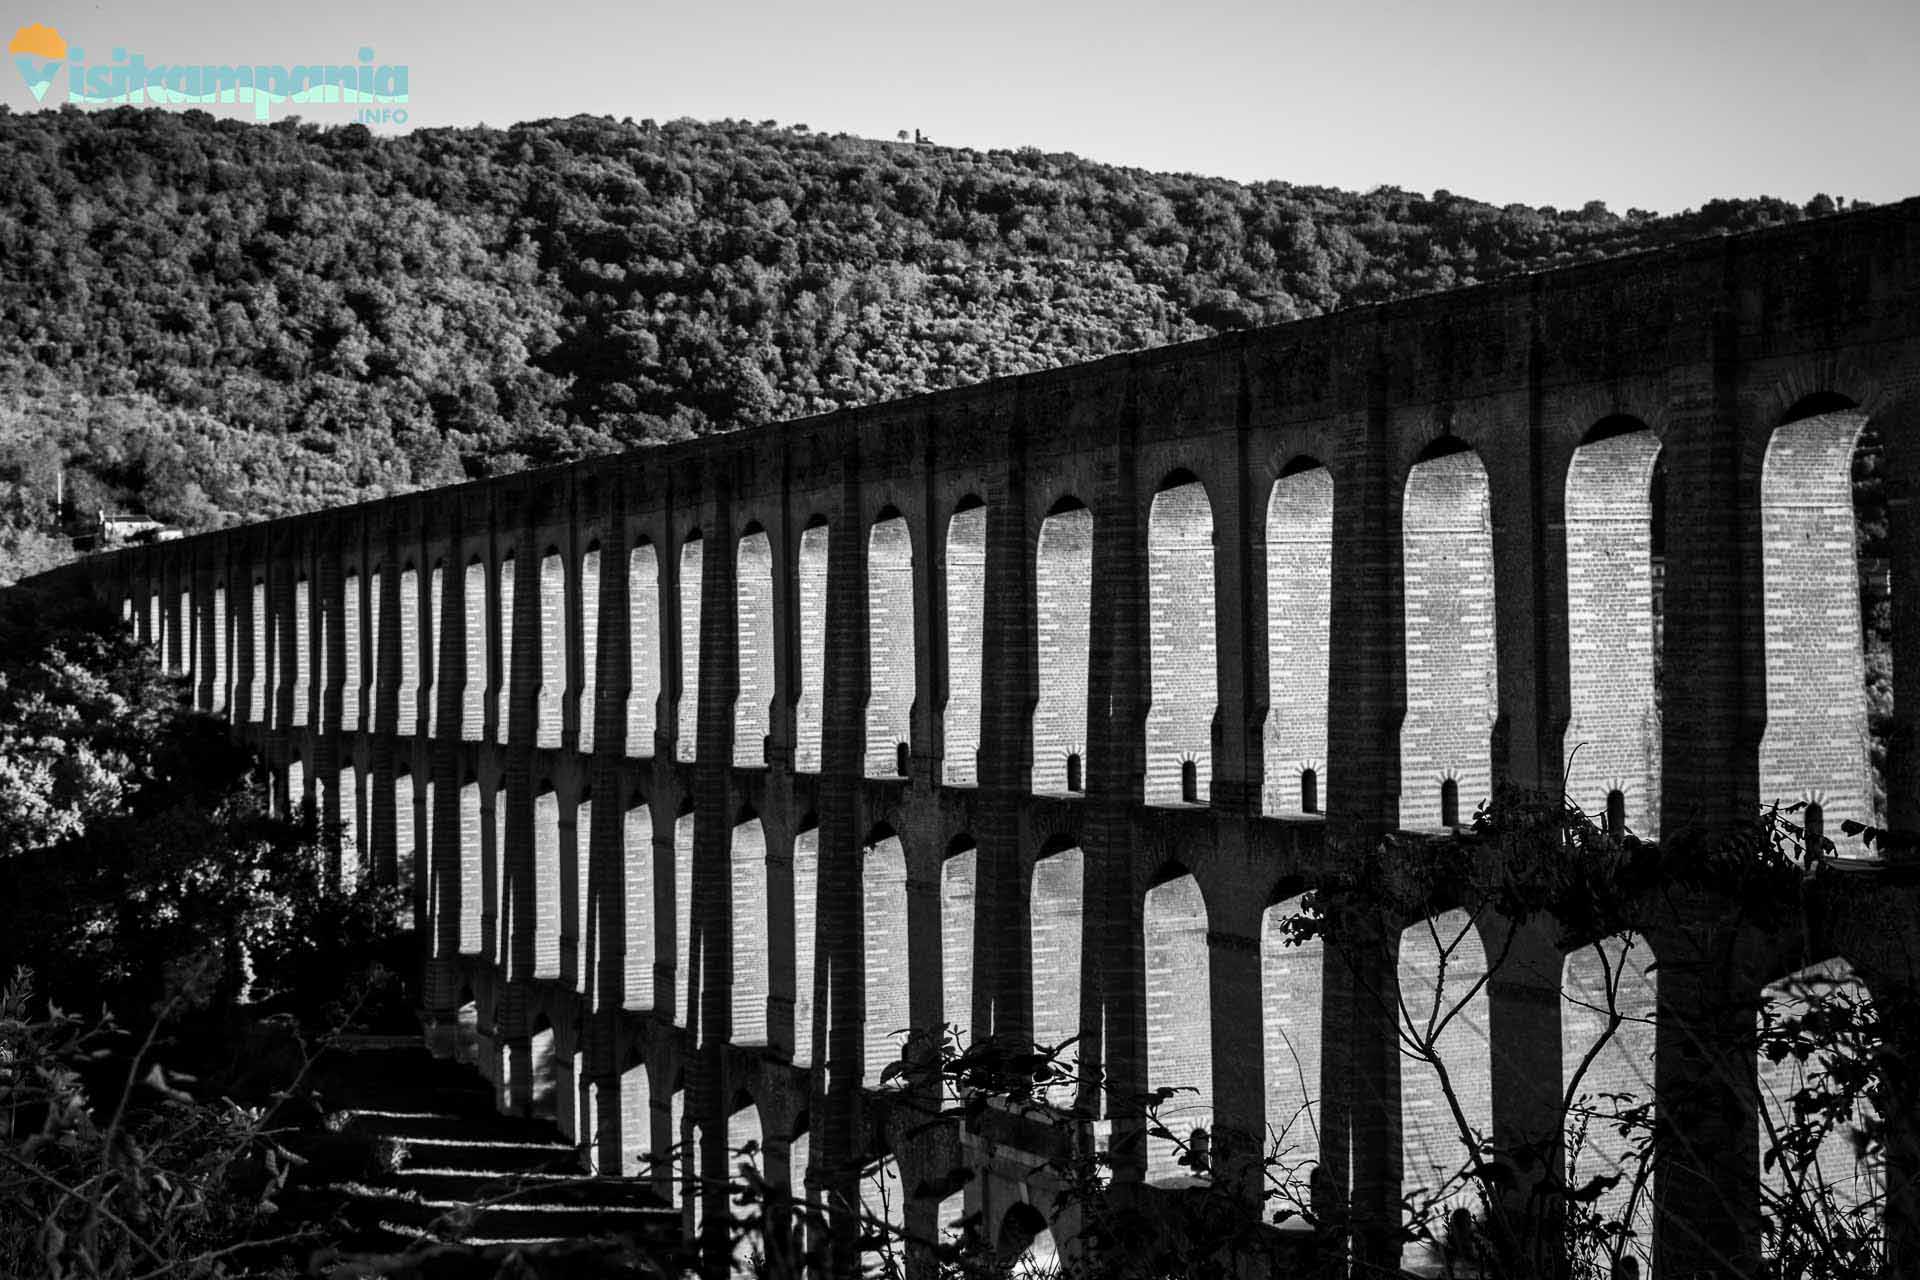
[{"xmin": 0, "ymin": 106, "xmax": 1836, "ymax": 580}]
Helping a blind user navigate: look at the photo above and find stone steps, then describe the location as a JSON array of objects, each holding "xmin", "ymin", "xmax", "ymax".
[{"xmin": 298, "ymin": 1040, "xmax": 681, "ymax": 1257}]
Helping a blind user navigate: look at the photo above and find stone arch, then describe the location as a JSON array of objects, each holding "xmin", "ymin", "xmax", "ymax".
[
  {"xmin": 335, "ymin": 761, "xmax": 361, "ymax": 881},
  {"xmin": 397, "ymin": 562, "xmax": 422, "ymax": 736},
  {"xmin": 672, "ymin": 805, "xmax": 696, "ymax": 1022},
  {"xmin": 1400, "ymin": 439, "xmax": 1497, "ymax": 830},
  {"xmin": 736, "ymin": 522, "xmax": 776, "ymax": 767},
  {"xmin": 617, "ymin": 1050, "xmax": 648, "ymax": 1177},
  {"xmin": 1030, "ymin": 833, "xmax": 1084, "ymax": 1108},
  {"xmin": 533, "ymin": 783, "xmax": 562, "ymax": 979},
  {"xmin": 628, "ymin": 538, "xmax": 661, "ymax": 757},
  {"xmin": 1564, "ymin": 418, "xmax": 1664, "ymax": 837},
  {"xmin": 495, "ymin": 551, "xmax": 515, "ymax": 736},
  {"xmin": 941, "ymin": 834, "xmax": 978, "ymax": 1050},
  {"xmin": 1146, "ymin": 470, "xmax": 1217, "ymax": 806},
  {"xmin": 944, "ymin": 495, "xmax": 987, "ymax": 786},
  {"xmin": 460, "ymin": 556, "xmax": 486, "ymax": 741},
  {"xmin": 249, "ymin": 576, "xmax": 267, "ymax": 723},
  {"xmin": 732, "ymin": 805, "xmax": 770, "ymax": 1044},
  {"xmin": 1757, "ymin": 955, "xmax": 1883, "ymax": 1250},
  {"xmin": 527, "ymin": 1012, "xmax": 559, "ymax": 1122},
  {"xmin": 536, "ymin": 547, "xmax": 566, "ymax": 749},
  {"xmin": 1265, "ymin": 457, "xmax": 1332, "ymax": 817},
  {"xmin": 1759, "ymin": 391, "xmax": 1880, "ymax": 854},
  {"xmin": 864, "ymin": 822, "xmax": 911, "ymax": 1086},
  {"xmin": 677, "ymin": 530, "xmax": 703, "ymax": 764},
  {"xmin": 868, "ymin": 508, "xmax": 916, "ymax": 778},
  {"xmin": 793, "ymin": 811, "xmax": 821, "ymax": 1067},
  {"xmin": 1261, "ymin": 887, "xmax": 1322, "ymax": 1183},
  {"xmin": 342, "ymin": 569, "xmax": 363, "ymax": 731},
  {"xmin": 1143, "ymin": 864, "xmax": 1212, "ymax": 1183},
  {"xmin": 457, "ymin": 778, "xmax": 482, "ymax": 954},
  {"xmin": 1562, "ymin": 931, "xmax": 1659, "ymax": 1269},
  {"xmin": 1034, "ymin": 496, "xmax": 1093, "ymax": 794},
  {"xmin": 622, "ymin": 794, "xmax": 653, "ymax": 1010},
  {"xmin": 290, "ymin": 572, "xmax": 312, "ymax": 728},
  {"xmin": 1397, "ymin": 908, "xmax": 1493, "ymax": 1230},
  {"xmin": 423, "ymin": 560, "xmax": 443, "ymax": 737},
  {"xmin": 795, "ymin": 515, "xmax": 830, "ymax": 773},
  {"xmin": 578, "ymin": 541, "xmax": 601, "ymax": 753}
]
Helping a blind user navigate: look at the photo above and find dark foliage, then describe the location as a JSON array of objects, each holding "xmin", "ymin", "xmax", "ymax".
[{"xmin": 0, "ymin": 108, "xmax": 1836, "ymax": 580}]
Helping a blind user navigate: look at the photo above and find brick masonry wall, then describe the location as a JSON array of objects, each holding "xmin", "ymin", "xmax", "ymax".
[
  {"xmin": 249, "ymin": 579, "xmax": 266, "ymax": 723},
  {"xmin": 397, "ymin": 567, "xmax": 420, "ymax": 733},
  {"xmin": 458, "ymin": 782, "xmax": 482, "ymax": 953},
  {"xmin": 1146, "ymin": 482, "xmax": 1216, "ymax": 806},
  {"xmin": 1759, "ymin": 409, "xmax": 1873, "ymax": 855},
  {"xmin": 678, "ymin": 540, "xmax": 702, "ymax": 764},
  {"xmin": 462, "ymin": 562, "xmax": 486, "ymax": 740},
  {"xmin": 1561, "ymin": 936, "xmax": 1658, "ymax": 1243},
  {"xmin": 867, "ymin": 518, "xmax": 915, "ymax": 777},
  {"xmin": 1144, "ymin": 873, "xmax": 1212, "ymax": 1181},
  {"xmin": 627, "ymin": 545, "xmax": 659, "ymax": 754},
  {"xmin": 579, "ymin": 550, "xmax": 599, "ymax": 753},
  {"xmin": 863, "ymin": 835, "xmax": 910, "ymax": 1084},
  {"xmin": 732, "ymin": 819, "xmax": 770, "ymax": 1043},
  {"xmin": 945, "ymin": 507, "xmax": 987, "ymax": 786},
  {"xmin": 211, "ymin": 584, "xmax": 228, "ymax": 714},
  {"xmin": 623, "ymin": 805, "xmax": 652, "ymax": 1008},
  {"xmin": 941, "ymin": 850, "xmax": 976, "ymax": 1045},
  {"xmin": 291, "ymin": 577, "xmax": 311, "ymax": 727},
  {"xmin": 1564, "ymin": 430, "xmax": 1662, "ymax": 837},
  {"xmin": 537, "ymin": 554, "xmax": 566, "ymax": 749},
  {"xmin": 1262, "ymin": 895, "xmax": 1322, "ymax": 1166},
  {"xmin": 1031, "ymin": 848, "xmax": 1082, "ymax": 1106},
  {"xmin": 495, "ymin": 558, "xmax": 513, "ymax": 738},
  {"xmin": 342, "ymin": 572, "xmax": 362, "ymax": 730},
  {"xmin": 1400, "ymin": 449, "xmax": 1496, "ymax": 829},
  {"xmin": 736, "ymin": 533, "xmax": 776, "ymax": 767},
  {"xmin": 1265, "ymin": 467, "xmax": 1332, "ymax": 816},
  {"xmin": 794, "ymin": 526, "xmax": 829, "ymax": 773},
  {"xmin": 1034, "ymin": 508, "xmax": 1092, "ymax": 792},
  {"xmin": 793, "ymin": 828, "xmax": 819, "ymax": 1066},
  {"xmin": 1398, "ymin": 911, "xmax": 1492, "ymax": 1214},
  {"xmin": 534, "ymin": 789, "xmax": 560, "ymax": 977}
]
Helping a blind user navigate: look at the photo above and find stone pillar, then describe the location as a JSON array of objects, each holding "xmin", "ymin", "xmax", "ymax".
[
  {"xmin": 1650, "ymin": 907, "xmax": 1763, "ymax": 1279},
  {"xmin": 1087, "ymin": 403, "xmax": 1149, "ymax": 1182},
  {"xmin": 370, "ymin": 526, "xmax": 402, "ymax": 889},
  {"xmin": 425, "ymin": 519, "xmax": 466, "ymax": 1027},
  {"xmin": 316, "ymin": 528, "xmax": 347, "ymax": 888},
  {"xmin": 1660, "ymin": 306, "xmax": 1762, "ymax": 836},
  {"xmin": 1206, "ymin": 894, "xmax": 1267, "ymax": 1182},
  {"xmin": 1484, "ymin": 914, "xmax": 1565, "ymax": 1259},
  {"xmin": 1210, "ymin": 362, "xmax": 1265, "ymax": 813},
  {"xmin": 503, "ymin": 520, "xmax": 540, "ymax": 986},
  {"xmin": 1322, "ymin": 359, "xmax": 1410, "ymax": 1267},
  {"xmin": 814, "ymin": 469, "xmax": 870, "ymax": 1277}
]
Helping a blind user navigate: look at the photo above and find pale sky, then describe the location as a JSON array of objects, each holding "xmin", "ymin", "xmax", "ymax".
[{"xmin": 5, "ymin": 0, "xmax": 1917, "ymax": 213}]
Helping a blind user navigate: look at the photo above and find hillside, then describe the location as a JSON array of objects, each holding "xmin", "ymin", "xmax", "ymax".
[{"xmin": 0, "ymin": 107, "xmax": 1839, "ymax": 581}]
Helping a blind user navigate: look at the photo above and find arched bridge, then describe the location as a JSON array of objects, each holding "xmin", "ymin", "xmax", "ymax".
[{"xmin": 50, "ymin": 199, "xmax": 1920, "ymax": 1278}]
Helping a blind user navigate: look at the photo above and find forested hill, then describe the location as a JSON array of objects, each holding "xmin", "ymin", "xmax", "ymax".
[{"xmin": 0, "ymin": 107, "xmax": 1842, "ymax": 579}]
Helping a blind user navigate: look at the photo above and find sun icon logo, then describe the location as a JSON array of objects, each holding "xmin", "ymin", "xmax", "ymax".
[
  {"xmin": 8, "ymin": 22, "xmax": 67, "ymax": 101},
  {"xmin": 8, "ymin": 22, "xmax": 66, "ymax": 58}
]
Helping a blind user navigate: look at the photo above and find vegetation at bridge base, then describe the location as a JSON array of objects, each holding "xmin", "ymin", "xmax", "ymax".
[
  {"xmin": 0, "ymin": 107, "xmax": 1852, "ymax": 584},
  {"xmin": 0, "ymin": 583, "xmax": 408, "ymax": 1278}
]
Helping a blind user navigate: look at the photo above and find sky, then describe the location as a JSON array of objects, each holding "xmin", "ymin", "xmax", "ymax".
[{"xmin": 5, "ymin": 0, "xmax": 1918, "ymax": 214}]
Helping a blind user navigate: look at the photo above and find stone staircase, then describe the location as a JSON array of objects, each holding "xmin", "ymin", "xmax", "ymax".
[{"xmin": 294, "ymin": 1040, "xmax": 681, "ymax": 1257}]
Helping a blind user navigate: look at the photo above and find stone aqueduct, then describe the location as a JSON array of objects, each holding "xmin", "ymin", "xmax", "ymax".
[{"xmin": 46, "ymin": 199, "xmax": 1920, "ymax": 1277}]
